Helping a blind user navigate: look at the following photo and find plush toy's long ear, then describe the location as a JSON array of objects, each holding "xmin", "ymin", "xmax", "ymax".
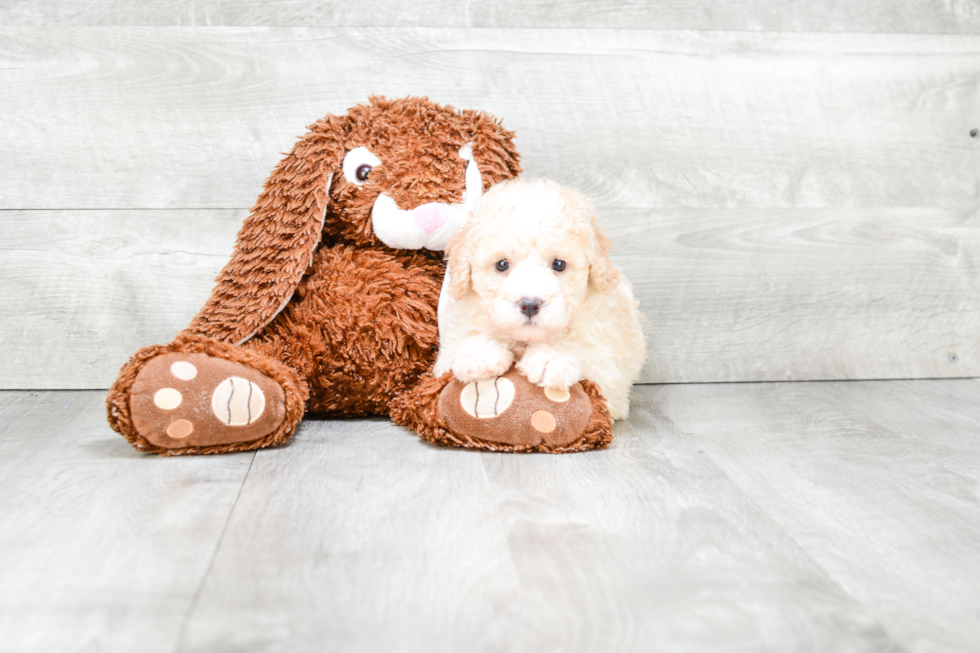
[
  {"xmin": 442, "ymin": 110, "xmax": 519, "ymax": 302},
  {"xmin": 187, "ymin": 115, "xmax": 348, "ymax": 344},
  {"xmin": 447, "ymin": 219, "xmax": 475, "ymax": 300},
  {"xmin": 458, "ymin": 109, "xmax": 522, "ymax": 190}
]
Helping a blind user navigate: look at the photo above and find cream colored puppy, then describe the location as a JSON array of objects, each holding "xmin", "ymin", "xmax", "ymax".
[{"xmin": 434, "ymin": 178, "xmax": 646, "ymax": 420}]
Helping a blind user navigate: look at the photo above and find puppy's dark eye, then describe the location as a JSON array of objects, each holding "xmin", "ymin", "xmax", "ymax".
[
  {"xmin": 356, "ymin": 164, "xmax": 372, "ymax": 182},
  {"xmin": 495, "ymin": 260, "xmax": 509, "ymax": 272},
  {"xmin": 552, "ymin": 259, "xmax": 566, "ymax": 272}
]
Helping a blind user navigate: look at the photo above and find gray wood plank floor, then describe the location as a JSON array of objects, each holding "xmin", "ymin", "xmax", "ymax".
[{"xmin": 2, "ymin": 380, "xmax": 978, "ymax": 653}]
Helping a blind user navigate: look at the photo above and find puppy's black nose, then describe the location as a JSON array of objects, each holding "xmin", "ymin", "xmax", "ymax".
[{"xmin": 519, "ymin": 297, "xmax": 543, "ymax": 317}]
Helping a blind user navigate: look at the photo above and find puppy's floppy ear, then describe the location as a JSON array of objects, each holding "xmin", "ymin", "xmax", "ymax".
[
  {"xmin": 560, "ymin": 187, "xmax": 619, "ymax": 294},
  {"xmin": 187, "ymin": 113, "xmax": 349, "ymax": 344},
  {"xmin": 589, "ymin": 228, "xmax": 620, "ymax": 294},
  {"xmin": 446, "ymin": 217, "xmax": 476, "ymax": 300}
]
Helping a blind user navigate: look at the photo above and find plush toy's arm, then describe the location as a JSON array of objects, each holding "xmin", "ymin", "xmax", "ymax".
[{"xmin": 186, "ymin": 117, "xmax": 347, "ymax": 345}]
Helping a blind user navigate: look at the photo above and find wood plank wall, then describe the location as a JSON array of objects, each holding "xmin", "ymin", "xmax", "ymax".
[
  {"xmin": 4, "ymin": 1, "xmax": 980, "ymax": 32},
  {"xmin": 1, "ymin": 5, "xmax": 979, "ymax": 388}
]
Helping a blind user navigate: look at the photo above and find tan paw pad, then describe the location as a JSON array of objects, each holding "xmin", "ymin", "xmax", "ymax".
[
  {"xmin": 531, "ymin": 410, "xmax": 557, "ymax": 433},
  {"xmin": 544, "ymin": 387, "xmax": 570, "ymax": 403},
  {"xmin": 440, "ymin": 367, "xmax": 592, "ymax": 448},
  {"xmin": 153, "ymin": 388, "xmax": 182, "ymax": 410},
  {"xmin": 211, "ymin": 377, "xmax": 266, "ymax": 426},
  {"xmin": 130, "ymin": 352, "xmax": 286, "ymax": 449},
  {"xmin": 166, "ymin": 419, "xmax": 194, "ymax": 439},
  {"xmin": 460, "ymin": 377, "xmax": 515, "ymax": 419},
  {"xmin": 170, "ymin": 361, "xmax": 198, "ymax": 380}
]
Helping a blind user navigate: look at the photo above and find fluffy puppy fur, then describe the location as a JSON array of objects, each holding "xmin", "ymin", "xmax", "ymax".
[{"xmin": 434, "ymin": 178, "xmax": 646, "ymax": 420}]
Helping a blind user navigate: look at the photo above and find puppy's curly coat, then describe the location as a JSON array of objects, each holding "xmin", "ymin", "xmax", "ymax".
[{"xmin": 436, "ymin": 178, "xmax": 646, "ymax": 420}]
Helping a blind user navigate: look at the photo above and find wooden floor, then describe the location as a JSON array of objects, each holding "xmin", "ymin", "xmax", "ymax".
[{"xmin": 2, "ymin": 380, "xmax": 979, "ymax": 652}]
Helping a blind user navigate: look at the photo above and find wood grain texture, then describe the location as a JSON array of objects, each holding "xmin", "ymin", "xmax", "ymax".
[
  {"xmin": 1, "ymin": 28, "xmax": 978, "ymax": 211},
  {"xmin": 0, "ymin": 390, "xmax": 255, "ymax": 653},
  {"xmin": 656, "ymin": 379, "xmax": 980, "ymax": 653},
  {"xmin": 615, "ymin": 206, "xmax": 980, "ymax": 383},
  {"xmin": 3, "ymin": 381, "xmax": 979, "ymax": 651},
  {"xmin": 4, "ymin": 206, "xmax": 975, "ymax": 388},
  {"xmin": 0, "ymin": 209, "xmax": 244, "ymax": 389},
  {"xmin": 2, "ymin": 0, "xmax": 979, "ymax": 33},
  {"xmin": 3, "ymin": 27, "xmax": 978, "ymax": 387},
  {"xmin": 826, "ymin": 378, "xmax": 980, "ymax": 482},
  {"xmin": 178, "ymin": 399, "xmax": 900, "ymax": 653}
]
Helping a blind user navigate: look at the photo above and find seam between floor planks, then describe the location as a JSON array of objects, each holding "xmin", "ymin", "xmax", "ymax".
[
  {"xmin": 174, "ymin": 451, "xmax": 257, "ymax": 653},
  {"xmin": 642, "ymin": 395, "xmax": 914, "ymax": 651},
  {"xmin": 4, "ymin": 382, "xmax": 979, "ymax": 651},
  {"xmin": 652, "ymin": 379, "xmax": 980, "ymax": 652},
  {"xmin": 677, "ymin": 426, "xmax": 914, "ymax": 651}
]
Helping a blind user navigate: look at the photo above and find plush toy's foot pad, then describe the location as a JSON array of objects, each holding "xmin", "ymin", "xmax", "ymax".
[
  {"xmin": 129, "ymin": 352, "xmax": 287, "ymax": 450},
  {"xmin": 438, "ymin": 368, "xmax": 591, "ymax": 447}
]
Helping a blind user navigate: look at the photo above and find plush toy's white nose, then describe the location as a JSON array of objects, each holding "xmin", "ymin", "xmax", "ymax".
[
  {"xmin": 371, "ymin": 142, "xmax": 480, "ymax": 251},
  {"xmin": 411, "ymin": 203, "xmax": 449, "ymax": 234}
]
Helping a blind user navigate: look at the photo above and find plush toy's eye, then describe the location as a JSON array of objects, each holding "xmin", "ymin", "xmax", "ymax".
[
  {"xmin": 495, "ymin": 260, "xmax": 509, "ymax": 272},
  {"xmin": 342, "ymin": 147, "xmax": 382, "ymax": 186},
  {"xmin": 552, "ymin": 259, "xmax": 567, "ymax": 272}
]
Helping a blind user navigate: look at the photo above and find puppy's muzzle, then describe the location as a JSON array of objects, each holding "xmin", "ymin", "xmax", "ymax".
[{"xmin": 519, "ymin": 297, "xmax": 544, "ymax": 318}]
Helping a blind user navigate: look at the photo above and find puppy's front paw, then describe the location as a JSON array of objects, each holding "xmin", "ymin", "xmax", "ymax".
[
  {"xmin": 451, "ymin": 335, "xmax": 514, "ymax": 383},
  {"xmin": 517, "ymin": 347, "xmax": 582, "ymax": 391}
]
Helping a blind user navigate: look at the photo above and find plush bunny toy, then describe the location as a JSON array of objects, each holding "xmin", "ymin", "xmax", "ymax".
[{"xmin": 106, "ymin": 96, "xmax": 613, "ymax": 454}]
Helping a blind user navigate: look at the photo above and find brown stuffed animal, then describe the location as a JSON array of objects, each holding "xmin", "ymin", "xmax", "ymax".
[{"xmin": 106, "ymin": 96, "xmax": 613, "ymax": 455}]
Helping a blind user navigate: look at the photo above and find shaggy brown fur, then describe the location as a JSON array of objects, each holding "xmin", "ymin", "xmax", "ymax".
[
  {"xmin": 105, "ymin": 96, "xmax": 614, "ymax": 454},
  {"xmin": 389, "ymin": 374, "xmax": 613, "ymax": 453},
  {"xmin": 107, "ymin": 333, "xmax": 308, "ymax": 455}
]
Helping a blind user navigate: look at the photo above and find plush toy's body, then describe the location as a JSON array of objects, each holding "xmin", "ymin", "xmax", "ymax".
[{"xmin": 107, "ymin": 97, "xmax": 614, "ymax": 455}]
